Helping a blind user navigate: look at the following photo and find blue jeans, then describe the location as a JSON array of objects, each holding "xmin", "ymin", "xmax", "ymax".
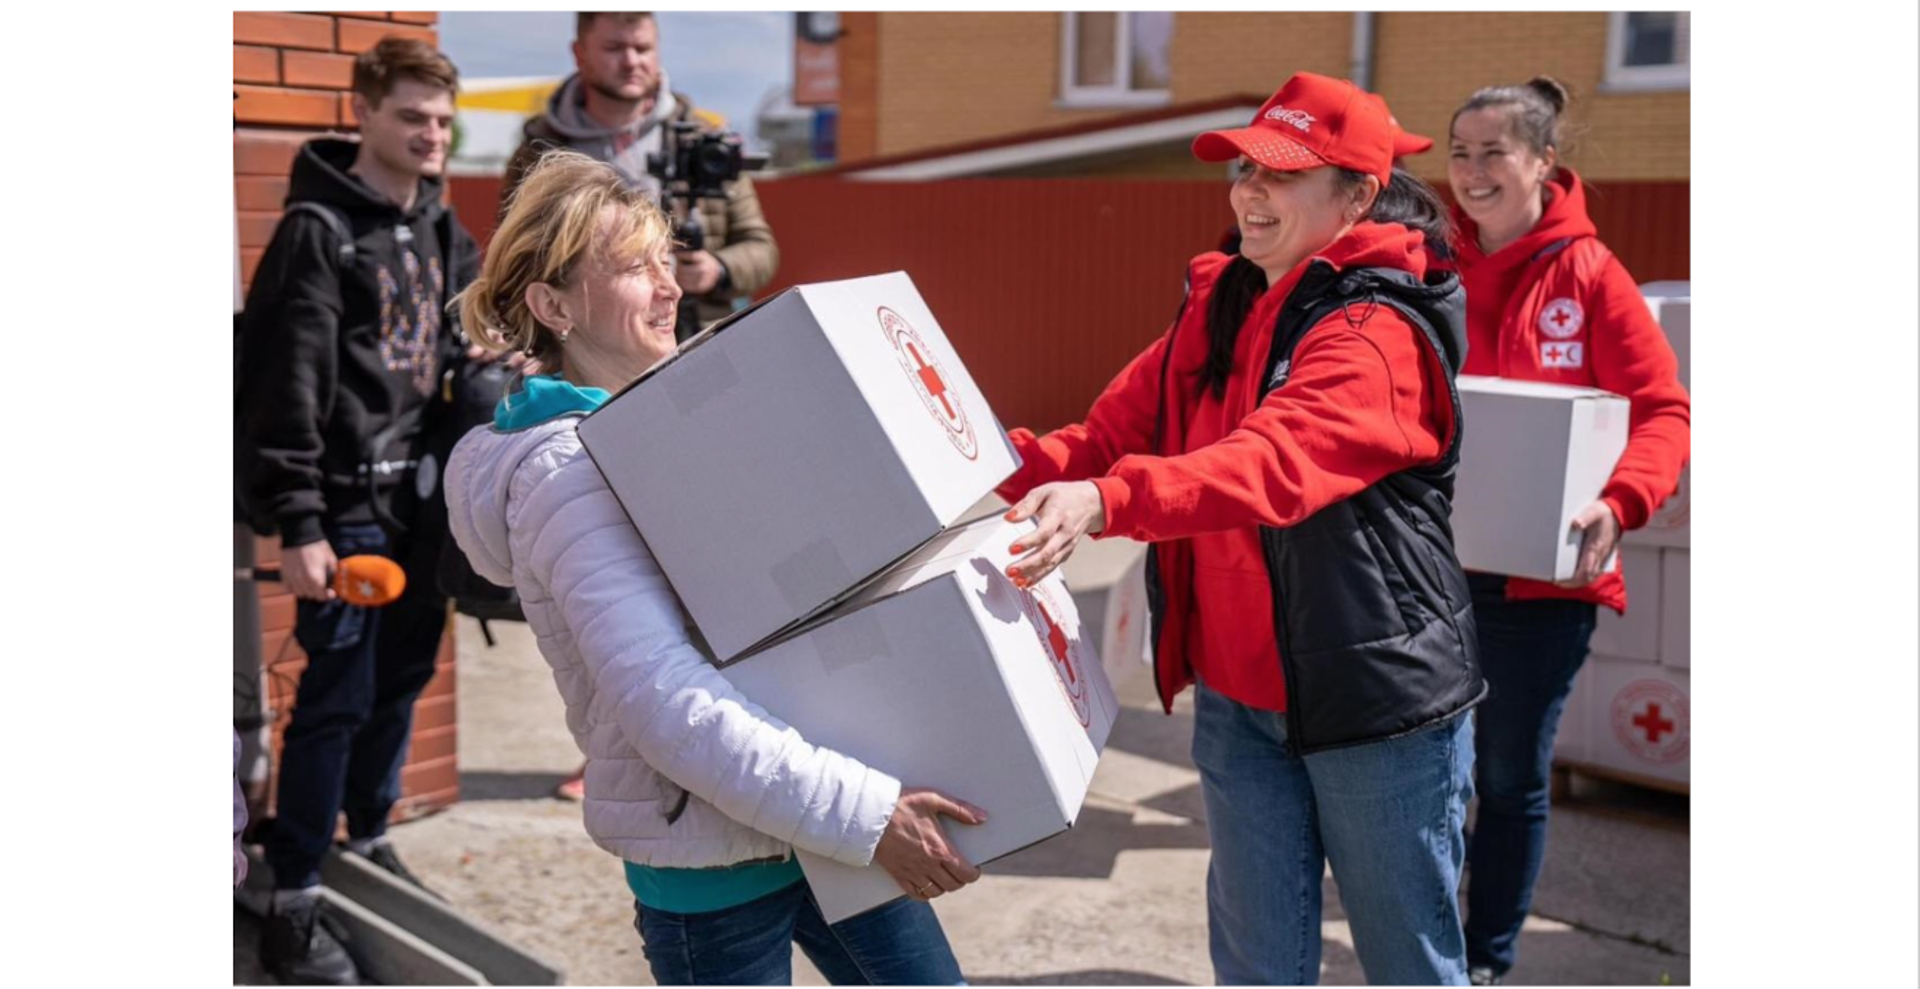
[
  {"xmin": 264, "ymin": 522, "xmax": 447, "ymax": 890},
  {"xmin": 1192, "ymin": 681, "xmax": 1475, "ymax": 986},
  {"xmin": 633, "ymin": 881, "xmax": 965, "ymax": 985},
  {"xmin": 1462, "ymin": 574, "xmax": 1597, "ymax": 976}
]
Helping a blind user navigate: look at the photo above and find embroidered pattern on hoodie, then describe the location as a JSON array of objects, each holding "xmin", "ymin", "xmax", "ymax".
[{"xmin": 376, "ymin": 249, "xmax": 445, "ymax": 396}]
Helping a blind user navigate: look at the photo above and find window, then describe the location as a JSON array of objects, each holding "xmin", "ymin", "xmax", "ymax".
[
  {"xmin": 1604, "ymin": 11, "xmax": 1690, "ymax": 91},
  {"xmin": 1060, "ymin": 12, "xmax": 1173, "ymax": 108}
]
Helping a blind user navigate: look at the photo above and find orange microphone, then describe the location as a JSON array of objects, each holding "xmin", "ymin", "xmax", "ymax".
[{"xmin": 238, "ymin": 554, "xmax": 407, "ymax": 607}]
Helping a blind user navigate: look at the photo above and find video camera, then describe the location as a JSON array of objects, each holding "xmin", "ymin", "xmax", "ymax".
[
  {"xmin": 646, "ymin": 121, "xmax": 769, "ymax": 254},
  {"xmin": 647, "ymin": 120, "xmax": 770, "ymax": 342}
]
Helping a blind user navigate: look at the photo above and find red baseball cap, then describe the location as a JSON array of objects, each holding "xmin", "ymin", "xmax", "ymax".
[
  {"xmin": 1193, "ymin": 72, "xmax": 1400, "ymax": 187},
  {"xmin": 1388, "ymin": 113, "xmax": 1433, "ymax": 158}
]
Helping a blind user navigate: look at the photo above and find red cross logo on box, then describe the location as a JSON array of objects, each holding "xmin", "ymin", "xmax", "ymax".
[
  {"xmin": 879, "ymin": 306, "xmax": 979, "ymax": 461},
  {"xmin": 1539, "ymin": 297, "xmax": 1584, "ymax": 340},
  {"xmin": 1610, "ymin": 678, "xmax": 1689, "ymax": 764},
  {"xmin": 1017, "ymin": 582, "xmax": 1091, "ymax": 729}
]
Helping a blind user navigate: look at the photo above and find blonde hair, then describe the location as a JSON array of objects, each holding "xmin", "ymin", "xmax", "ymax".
[{"xmin": 455, "ymin": 150, "xmax": 673, "ymax": 370}]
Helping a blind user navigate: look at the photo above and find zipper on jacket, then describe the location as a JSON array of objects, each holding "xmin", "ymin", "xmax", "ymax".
[
  {"xmin": 1259, "ymin": 262, "xmax": 1347, "ymax": 757},
  {"xmin": 664, "ymin": 787, "xmax": 692, "ymax": 825},
  {"xmin": 1266, "ymin": 530, "xmax": 1309, "ymax": 757}
]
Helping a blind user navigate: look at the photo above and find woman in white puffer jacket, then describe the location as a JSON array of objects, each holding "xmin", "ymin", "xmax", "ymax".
[{"xmin": 443, "ymin": 151, "xmax": 981, "ymax": 985}]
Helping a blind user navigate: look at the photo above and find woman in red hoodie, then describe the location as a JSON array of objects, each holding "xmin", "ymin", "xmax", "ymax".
[
  {"xmin": 999, "ymin": 73, "xmax": 1483, "ymax": 986},
  {"xmin": 1446, "ymin": 77, "xmax": 1690, "ymax": 986}
]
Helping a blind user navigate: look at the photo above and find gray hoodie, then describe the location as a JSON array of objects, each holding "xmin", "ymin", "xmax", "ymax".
[{"xmin": 538, "ymin": 71, "xmax": 680, "ymax": 195}]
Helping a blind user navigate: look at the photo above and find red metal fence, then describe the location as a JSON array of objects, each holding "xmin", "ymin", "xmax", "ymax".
[{"xmin": 448, "ymin": 175, "xmax": 1688, "ymax": 433}]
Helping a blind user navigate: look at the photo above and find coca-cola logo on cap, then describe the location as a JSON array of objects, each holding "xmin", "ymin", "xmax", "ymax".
[
  {"xmin": 1263, "ymin": 105, "xmax": 1316, "ymax": 133},
  {"xmin": 879, "ymin": 306, "xmax": 978, "ymax": 461}
]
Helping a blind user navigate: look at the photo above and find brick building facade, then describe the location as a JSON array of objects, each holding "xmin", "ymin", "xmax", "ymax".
[{"xmin": 829, "ymin": 11, "xmax": 1688, "ymax": 185}]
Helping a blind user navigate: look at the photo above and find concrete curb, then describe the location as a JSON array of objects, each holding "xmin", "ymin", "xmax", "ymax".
[
  {"xmin": 236, "ymin": 846, "xmax": 563, "ymax": 985},
  {"xmin": 322, "ymin": 889, "xmax": 489, "ymax": 986},
  {"xmin": 322, "ymin": 850, "xmax": 564, "ymax": 985}
]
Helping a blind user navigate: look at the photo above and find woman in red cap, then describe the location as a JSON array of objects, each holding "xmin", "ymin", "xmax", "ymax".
[
  {"xmin": 1445, "ymin": 78, "xmax": 1690, "ymax": 986},
  {"xmin": 998, "ymin": 72, "xmax": 1481, "ymax": 985}
]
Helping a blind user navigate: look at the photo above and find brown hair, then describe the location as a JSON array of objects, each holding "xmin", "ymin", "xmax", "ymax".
[
  {"xmin": 576, "ymin": 11, "xmax": 655, "ymax": 39},
  {"xmin": 350, "ymin": 37, "xmax": 459, "ymax": 109},
  {"xmin": 453, "ymin": 150, "xmax": 674, "ymax": 371},
  {"xmin": 1449, "ymin": 76, "xmax": 1574, "ymax": 161}
]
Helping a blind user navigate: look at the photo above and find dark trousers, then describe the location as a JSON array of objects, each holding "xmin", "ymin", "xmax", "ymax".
[
  {"xmin": 1462, "ymin": 573, "xmax": 1598, "ymax": 975},
  {"xmin": 263, "ymin": 521, "xmax": 447, "ymax": 890}
]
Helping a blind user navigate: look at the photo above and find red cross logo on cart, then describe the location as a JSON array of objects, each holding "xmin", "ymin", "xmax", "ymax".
[
  {"xmin": 1539, "ymin": 297, "xmax": 1584, "ymax": 339},
  {"xmin": 880, "ymin": 306, "xmax": 979, "ymax": 460},
  {"xmin": 1632, "ymin": 703, "xmax": 1675, "ymax": 744},
  {"xmin": 1610, "ymin": 679, "xmax": 1689, "ymax": 764}
]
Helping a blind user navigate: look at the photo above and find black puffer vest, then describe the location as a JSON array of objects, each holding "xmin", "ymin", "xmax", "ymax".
[{"xmin": 1145, "ymin": 261, "xmax": 1486, "ymax": 754}]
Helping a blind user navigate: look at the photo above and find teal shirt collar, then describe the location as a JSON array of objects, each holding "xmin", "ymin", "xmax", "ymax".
[{"xmin": 494, "ymin": 375, "xmax": 610, "ymax": 431}]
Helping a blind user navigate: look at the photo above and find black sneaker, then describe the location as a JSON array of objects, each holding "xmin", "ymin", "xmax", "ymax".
[
  {"xmin": 1469, "ymin": 965, "xmax": 1502, "ymax": 986},
  {"xmin": 359, "ymin": 842, "xmax": 446, "ymax": 901},
  {"xmin": 261, "ymin": 895, "xmax": 359, "ymax": 986}
]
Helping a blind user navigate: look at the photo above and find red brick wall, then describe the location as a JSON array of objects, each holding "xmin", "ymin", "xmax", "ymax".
[
  {"xmin": 234, "ymin": 12, "xmax": 440, "ymax": 289},
  {"xmin": 236, "ymin": 12, "xmax": 459, "ymax": 821}
]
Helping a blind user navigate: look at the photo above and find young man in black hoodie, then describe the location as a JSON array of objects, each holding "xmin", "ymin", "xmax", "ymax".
[{"xmin": 237, "ymin": 37, "xmax": 480, "ymax": 986}]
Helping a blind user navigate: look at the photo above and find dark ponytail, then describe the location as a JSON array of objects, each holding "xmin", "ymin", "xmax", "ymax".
[{"xmin": 1197, "ymin": 256, "xmax": 1266, "ymax": 401}]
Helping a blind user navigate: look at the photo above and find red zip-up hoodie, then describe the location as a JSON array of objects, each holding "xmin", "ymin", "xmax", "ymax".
[
  {"xmin": 998, "ymin": 223, "xmax": 1452, "ymax": 713},
  {"xmin": 1451, "ymin": 168, "xmax": 1691, "ymax": 613}
]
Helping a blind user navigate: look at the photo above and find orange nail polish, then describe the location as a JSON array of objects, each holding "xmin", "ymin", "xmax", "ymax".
[{"xmin": 1010, "ymin": 545, "xmax": 1026, "ymax": 554}]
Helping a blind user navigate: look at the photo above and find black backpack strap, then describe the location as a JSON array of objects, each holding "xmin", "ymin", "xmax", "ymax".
[{"xmin": 282, "ymin": 201, "xmax": 357, "ymax": 266}]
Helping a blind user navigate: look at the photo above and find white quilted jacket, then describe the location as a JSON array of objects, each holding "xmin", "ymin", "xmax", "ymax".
[{"xmin": 443, "ymin": 415, "xmax": 901, "ymax": 869}]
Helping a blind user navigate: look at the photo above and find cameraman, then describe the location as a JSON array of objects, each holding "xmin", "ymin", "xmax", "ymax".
[{"xmin": 502, "ymin": 11, "xmax": 779, "ymax": 332}]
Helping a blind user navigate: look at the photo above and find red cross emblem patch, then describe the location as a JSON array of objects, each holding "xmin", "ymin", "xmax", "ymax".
[
  {"xmin": 1540, "ymin": 341, "xmax": 1585, "ymax": 369},
  {"xmin": 879, "ymin": 307, "xmax": 978, "ymax": 461},
  {"xmin": 1539, "ymin": 297, "xmax": 1585, "ymax": 340},
  {"xmin": 1610, "ymin": 678, "xmax": 1689, "ymax": 764}
]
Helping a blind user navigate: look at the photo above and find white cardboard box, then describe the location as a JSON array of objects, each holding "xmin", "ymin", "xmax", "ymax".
[
  {"xmin": 1639, "ymin": 281, "xmax": 1691, "ymax": 391},
  {"xmin": 1624, "ymin": 282, "xmax": 1691, "ymax": 550},
  {"xmin": 720, "ymin": 517, "xmax": 1118, "ymax": 923},
  {"xmin": 1659, "ymin": 549, "xmax": 1689, "ymax": 670},
  {"xmin": 1098, "ymin": 544, "xmax": 1153, "ymax": 687},
  {"xmin": 1571, "ymin": 653, "xmax": 1689, "ymax": 789},
  {"xmin": 1453, "ymin": 377, "xmax": 1630, "ymax": 581},
  {"xmin": 1589, "ymin": 545, "xmax": 1663, "ymax": 664},
  {"xmin": 578, "ymin": 272, "xmax": 1020, "ymax": 661}
]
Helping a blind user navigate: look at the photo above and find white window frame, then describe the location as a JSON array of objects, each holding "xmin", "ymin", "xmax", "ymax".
[
  {"xmin": 1602, "ymin": 11, "xmax": 1690, "ymax": 92},
  {"xmin": 1058, "ymin": 12, "xmax": 1172, "ymax": 109}
]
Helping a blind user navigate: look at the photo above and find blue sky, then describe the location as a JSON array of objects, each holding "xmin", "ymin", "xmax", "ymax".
[{"xmin": 439, "ymin": 11, "xmax": 795, "ymax": 146}]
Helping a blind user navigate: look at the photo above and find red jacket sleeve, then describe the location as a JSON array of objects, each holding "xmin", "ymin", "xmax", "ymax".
[
  {"xmin": 996, "ymin": 331, "xmax": 1169, "ymax": 504},
  {"xmin": 1588, "ymin": 257, "xmax": 1691, "ymax": 530},
  {"xmin": 1092, "ymin": 309, "xmax": 1452, "ymax": 542}
]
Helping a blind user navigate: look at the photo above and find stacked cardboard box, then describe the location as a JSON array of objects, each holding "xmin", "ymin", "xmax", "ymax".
[
  {"xmin": 578, "ymin": 272, "xmax": 1117, "ymax": 920},
  {"xmin": 1554, "ymin": 282, "xmax": 1691, "ymax": 792}
]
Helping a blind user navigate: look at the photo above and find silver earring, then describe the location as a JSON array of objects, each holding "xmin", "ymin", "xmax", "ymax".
[{"xmin": 557, "ymin": 326, "xmax": 571, "ymax": 344}]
